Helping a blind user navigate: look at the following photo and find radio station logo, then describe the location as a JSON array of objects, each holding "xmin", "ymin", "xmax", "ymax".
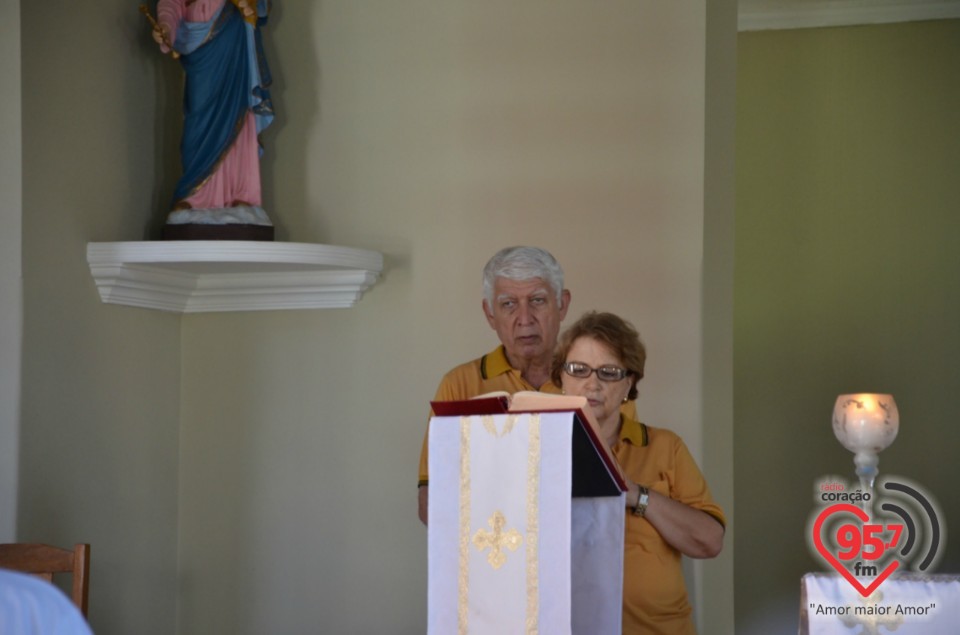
[{"xmin": 807, "ymin": 475, "xmax": 944, "ymax": 597}]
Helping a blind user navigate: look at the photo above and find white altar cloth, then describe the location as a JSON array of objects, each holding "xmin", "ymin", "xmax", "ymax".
[{"xmin": 800, "ymin": 572, "xmax": 960, "ymax": 634}]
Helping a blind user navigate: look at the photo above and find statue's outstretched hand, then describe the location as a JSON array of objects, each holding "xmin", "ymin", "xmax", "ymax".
[
  {"xmin": 151, "ymin": 24, "xmax": 170, "ymax": 47},
  {"xmin": 151, "ymin": 23, "xmax": 180, "ymax": 59},
  {"xmin": 236, "ymin": 0, "xmax": 256, "ymax": 18},
  {"xmin": 140, "ymin": 4, "xmax": 179, "ymax": 58}
]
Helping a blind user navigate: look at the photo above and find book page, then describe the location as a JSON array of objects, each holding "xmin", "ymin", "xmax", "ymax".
[
  {"xmin": 470, "ymin": 390, "xmax": 511, "ymax": 400},
  {"xmin": 508, "ymin": 391, "xmax": 587, "ymax": 412}
]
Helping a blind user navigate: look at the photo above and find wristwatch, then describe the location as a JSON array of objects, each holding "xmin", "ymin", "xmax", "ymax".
[{"xmin": 632, "ymin": 485, "xmax": 649, "ymax": 517}]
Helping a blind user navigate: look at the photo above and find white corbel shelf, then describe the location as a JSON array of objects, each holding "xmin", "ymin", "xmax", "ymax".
[{"xmin": 87, "ymin": 241, "xmax": 383, "ymax": 313}]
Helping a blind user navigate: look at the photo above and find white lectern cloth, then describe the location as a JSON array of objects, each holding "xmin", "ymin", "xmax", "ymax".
[
  {"xmin": 571, "ymin": 497, "xmax": 624, "ymax": 634},
  {"xmin": 800, "ymin": 572, "xmax": 960, "ymax": 634},
  {"xmin": 429, "ymin": 411, "xmax": 625, "ymax": 635},
  {"xmin": 429, "ymin": 413, "xmax": 574, "ymax": 635}
]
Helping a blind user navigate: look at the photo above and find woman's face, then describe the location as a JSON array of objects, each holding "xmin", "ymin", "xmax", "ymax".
[{"xmin": 560, "ymin": 336, "xmax": 632, "ymax": 428}]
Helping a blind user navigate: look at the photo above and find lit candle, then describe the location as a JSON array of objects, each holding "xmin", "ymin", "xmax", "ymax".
[{"xmin": 832, "ymin": 393, "xmax": 899, "ymax": 492}]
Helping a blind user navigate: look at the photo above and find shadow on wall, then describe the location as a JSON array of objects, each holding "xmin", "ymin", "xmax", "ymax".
[{"xmin": 261, "ymin": 1, "xmax": 322, "ymax": 242}]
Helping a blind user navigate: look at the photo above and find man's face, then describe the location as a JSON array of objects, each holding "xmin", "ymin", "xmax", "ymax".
[{"xmin": 482, "ymin": 277, "xmax": 570, "ymax": 366}]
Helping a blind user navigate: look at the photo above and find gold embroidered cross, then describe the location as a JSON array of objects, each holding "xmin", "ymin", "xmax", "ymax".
[
  {"xmin": 472, "ymin": 510, "xmax": 523, "ymax": 570},
  {"xmin": 839, "ymin": 591, "xmax": 904, "ymax": 635}
]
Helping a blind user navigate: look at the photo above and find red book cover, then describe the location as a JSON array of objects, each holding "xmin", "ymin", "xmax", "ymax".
[{"xmin": 430, "ymin": 395, "xmax": 509, "ymax": 416}]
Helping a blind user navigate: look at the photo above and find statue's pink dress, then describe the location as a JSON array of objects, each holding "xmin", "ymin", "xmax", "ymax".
[{"xmin": 158, "ymin": 0, "xmax": 266, "ymax": 212}]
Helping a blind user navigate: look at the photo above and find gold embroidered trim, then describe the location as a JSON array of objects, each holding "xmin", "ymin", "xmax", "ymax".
[
  {"xmin": 481, "ymin": 413, "xmax": 517, "ymax": 438},
  {"xmin": 526, "ymin": 414, "xmax": 541, "ymax": 634},
  {"xmin": 458, "ymin": 416, "xmax": 471, "ymax": 635}
]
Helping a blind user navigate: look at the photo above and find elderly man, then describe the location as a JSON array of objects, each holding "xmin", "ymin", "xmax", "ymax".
[{"xmin": 416, "ymin": 246, "xmax": 571, "ymax": 524}]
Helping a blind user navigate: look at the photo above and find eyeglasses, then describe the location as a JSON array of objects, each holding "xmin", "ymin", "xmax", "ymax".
[{"xmin": 562, "ymin": 361, "xmax": 631, "ymax": 382}]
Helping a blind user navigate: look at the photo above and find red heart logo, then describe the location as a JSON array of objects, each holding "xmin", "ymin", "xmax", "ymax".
[{"xmin": 813, "ymin": 503, "xmax": 900, "ymax": 597}]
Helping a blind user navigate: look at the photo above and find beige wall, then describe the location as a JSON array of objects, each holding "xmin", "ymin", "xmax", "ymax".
[
  {"xmin": 18, "ymin": 1, "xmax": 182, "ymax": 633},
  {"xmin": 0, "ymin": 0, "xmax": 22, "ymax": 543},
  {"xmin": 701, "ymin": 0, "xmax": 737, "ymax": 626},
  {"xmin": 177, "ymin": 2, "xmax": 734, "ymax": 633},
  {"xmin": 735, "ymin": 19, "xmax": 960, "ymax": 634},
  {"xmin": 14, "ymin": 2, "xmax": 734, "ymax": 633}
]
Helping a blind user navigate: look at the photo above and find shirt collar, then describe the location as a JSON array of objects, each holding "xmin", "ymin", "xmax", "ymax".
[
  {"xmin": 481, "ymin": 345, "xmax": 515, "ymax": 380},
  {"xmin": 619, "ymin": 415, "xmax": 648, "ymax": 447},
  {"xmin": 481, "ymin": 345, "xmax": 562, "ymax": 394}
]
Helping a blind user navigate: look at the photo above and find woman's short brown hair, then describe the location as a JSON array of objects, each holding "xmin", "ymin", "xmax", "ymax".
[{"xmin": 551, "ymin": 311, "xmax": 646, "ymax": 401}]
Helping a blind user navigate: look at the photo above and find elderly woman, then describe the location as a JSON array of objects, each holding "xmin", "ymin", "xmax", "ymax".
[{"xmin": 551, "ymin": 311, "xmax": 725, "ymax": 635}]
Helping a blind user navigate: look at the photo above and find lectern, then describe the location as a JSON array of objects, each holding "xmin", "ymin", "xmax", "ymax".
[{"xmin": 428, "ymin": 395, "xmax": 627, "ymax": 635}]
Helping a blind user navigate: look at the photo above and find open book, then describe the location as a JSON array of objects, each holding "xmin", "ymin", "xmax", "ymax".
[{"xmin": 430, "ymin": 391, "xmax": 627, "ymax": 496}]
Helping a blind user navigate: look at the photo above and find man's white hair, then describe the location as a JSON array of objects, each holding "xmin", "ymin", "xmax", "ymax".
[{"xmin": 482, "ymin": 246, "xmax": 565, "ymax": 306}]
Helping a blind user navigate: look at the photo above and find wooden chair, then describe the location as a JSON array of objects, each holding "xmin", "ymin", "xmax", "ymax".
[{"xmin": 0, "ymin": 543, "xmax": 90, "ymax": 616}]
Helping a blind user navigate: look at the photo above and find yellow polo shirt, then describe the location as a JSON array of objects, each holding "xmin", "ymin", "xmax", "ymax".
[
  {"xmin": 417, "ymin": 345, "xmax": 561, "ymax": 485},
  {"xmin": 614, "ymin": 417, "xmax": 725, "ymax": 635}
]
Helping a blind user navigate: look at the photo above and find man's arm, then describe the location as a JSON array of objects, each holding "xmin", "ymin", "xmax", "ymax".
[{"xmin": 418, "ymin": 484, "xmax": 429, "ymax": 525}]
